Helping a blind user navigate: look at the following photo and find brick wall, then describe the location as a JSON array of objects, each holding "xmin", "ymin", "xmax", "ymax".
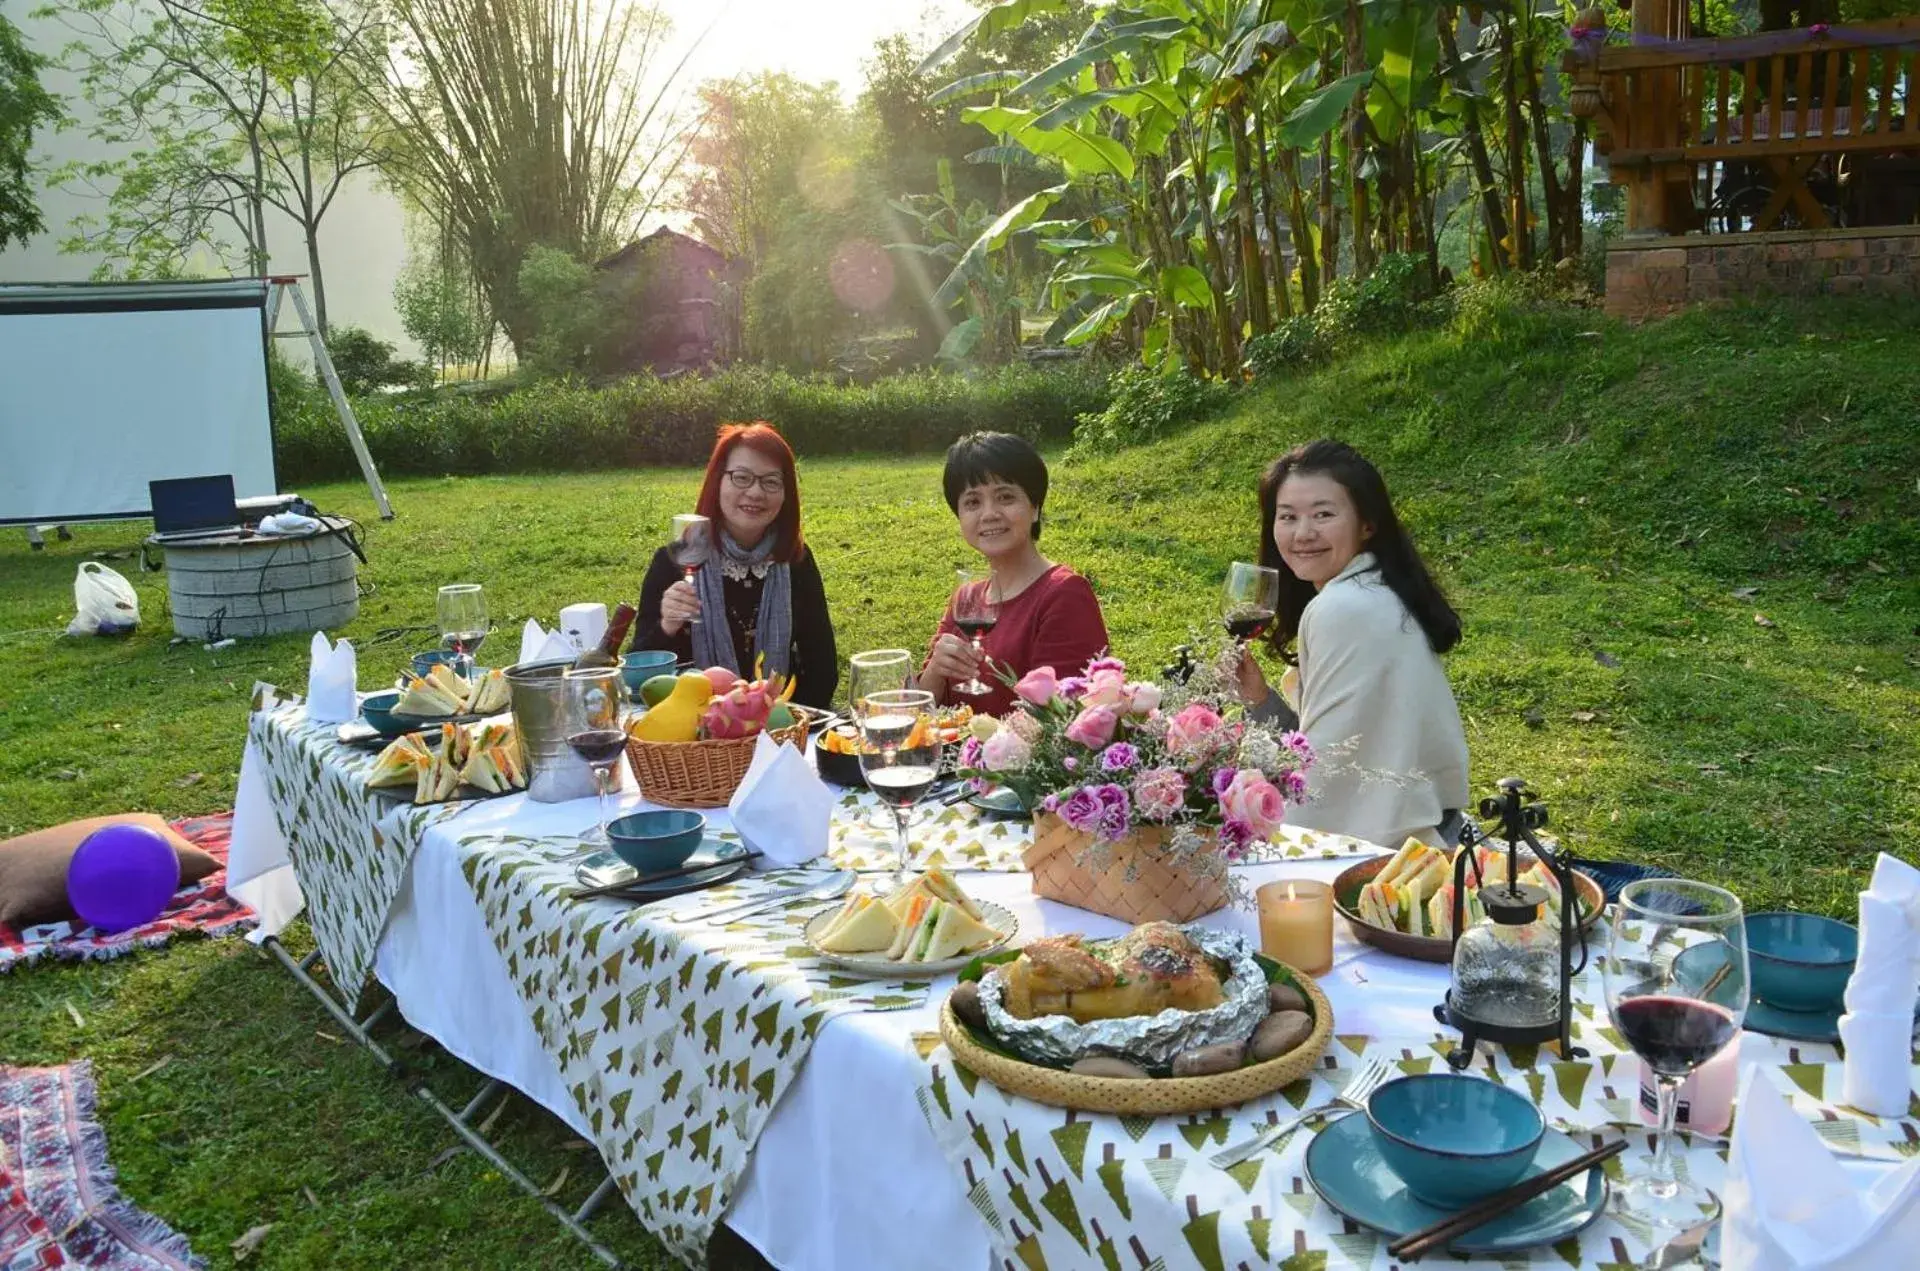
[{"xmin": 1605, "ymin": 226, "xmax": 1920, "ymax": 321}]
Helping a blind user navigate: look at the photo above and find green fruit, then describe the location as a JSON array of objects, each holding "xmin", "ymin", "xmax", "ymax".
[
  {"xmin": 640, "ymin": 673, "xmax": 678, "ymax": 708},
  {"xmin": 765, "ymin": 701, "xmax": 796, "ymax": 731}
]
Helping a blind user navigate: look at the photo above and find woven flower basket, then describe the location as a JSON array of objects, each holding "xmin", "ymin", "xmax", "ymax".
[
  {"xmin": 624, "ymin": 708, "xmax": 812, "ymax": 809},
  {"xmin": 1022, "ymin": 811, "xmax": 1230, "ymax": 924}
]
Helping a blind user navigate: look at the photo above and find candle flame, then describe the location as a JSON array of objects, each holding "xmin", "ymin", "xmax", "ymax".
[{"xmin": 1287, "ymin": 881, "xmax": 1296, "ymax": 902}]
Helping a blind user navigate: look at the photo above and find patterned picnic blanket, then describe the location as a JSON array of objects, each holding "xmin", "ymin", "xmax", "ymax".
[
  {"xmin": 246, "ymin": 703, "xmax": 469, "ymax": 1010},
  {"xmin": 454, "ymin": 831, "xmax": 937, "ymax": 1263},
  {"xmin": 916, "ymin": 936, "xmax": 1920, "ymax": 1271},
  {"xmin": 0, "ymin": 814, "xmax": 252, "ymax": 975}
]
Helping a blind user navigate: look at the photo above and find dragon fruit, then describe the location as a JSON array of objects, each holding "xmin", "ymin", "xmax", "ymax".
[{"xmin": 699, "ymin": 681, "xmax": 774, "ymax": 739}]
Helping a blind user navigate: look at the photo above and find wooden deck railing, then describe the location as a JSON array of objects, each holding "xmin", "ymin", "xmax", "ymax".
[{"xmin": 1574, "ymin": 18, "xmax": 1920, "ymax": 233}]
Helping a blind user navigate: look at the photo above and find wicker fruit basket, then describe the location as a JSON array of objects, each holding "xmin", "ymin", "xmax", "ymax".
[
  {"xmin": 624, "ymin": 708, "xmax": 813, "ymax": 808},
  {"xmin": 1023, "ymin": 811, "xmax": 1230, "ymax": 924},
  {"xmin": 938, "ymin": 962, "xmax": 1333, "ymax": 1114}
]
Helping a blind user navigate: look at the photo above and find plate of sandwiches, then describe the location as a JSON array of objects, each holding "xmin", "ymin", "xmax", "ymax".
[
  {"xmin": 392, "ymin": 664, "xmax": 513, "ymax": 723},
  {"xmin": 1332, "ymin": 837, "xmax": 1604, "ymax": 963},
  {"xmin": 805, "ymin": 867, "xmax": 1016, "ymax": 977},
  {"xmin": 364, "ymin": 721, "xmax": 528, "ymax": 805}
]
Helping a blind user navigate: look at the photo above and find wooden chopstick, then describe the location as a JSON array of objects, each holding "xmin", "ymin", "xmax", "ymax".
[
  {"xmin": 566, "ymin": 849, "xmax": 763, "ymax": 902},
  {"xmin": 1386, "ymin": 1139, "xmax": 1625, "ymax": 1261}
]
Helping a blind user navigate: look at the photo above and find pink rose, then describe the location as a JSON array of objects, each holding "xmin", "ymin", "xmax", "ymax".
[
  {"xmin": 1220, "ymin": 768, "xmax": 1287, "ymax": 838},
  {"xmin": 1086, "ymin": 655, "xmax": 1126, "ymax": 676},
  {"xmin": 1131, "ymin": 766, "xmax": 1186, "ymax": 821},
  {"xmin": 1125, "ymin": 681, "xmax": 1162, "ymax": 715},
  {"xmin": 1064, "ymin": 705, "xmax": 1119, "ymax": 749},
  {"xmin": 1165, "ymin": 702, "xmax": 1224, "ymax": 758},
  {"xmin": 1081, "ymin": 668, "xmax": 1130, "ymax": 709},
  {"xmin": 1014, "ymin": 666, "xmax": 1060, "ymax": 706},
  {"xmin": 980, "ymin": 728, "xmax": 1033, "ymax": 772}
]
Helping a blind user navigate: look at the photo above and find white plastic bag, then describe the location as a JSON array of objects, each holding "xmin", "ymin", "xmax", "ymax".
[{"xmin": 67, "ymin": 561, "xmax": 139, "ymax": 636}]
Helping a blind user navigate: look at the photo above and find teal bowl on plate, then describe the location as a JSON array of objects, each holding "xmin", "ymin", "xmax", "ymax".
[
  {"xmin": 359, "ymin": 691, "xmax": 412, "ymax": 738},
  {"xmin": 1747, "ymin": 911, "xmax": 1857, "ymax": 1012},
  {"xmin": 1366, "ymin": 1074, "xmax": 1545, "ymax": 1209},
  {"xmin": 606, "ymin": 810, "xmax": 707, "ymax": 875},
  {"xmin": 620, "ymin": 650, "xmax": 678, "ymax": 696}
]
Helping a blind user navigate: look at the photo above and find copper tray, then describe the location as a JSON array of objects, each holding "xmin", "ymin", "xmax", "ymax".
[{"xmin": 1331, "ymin": 853, "xmax": 1605, "ymax": 964}]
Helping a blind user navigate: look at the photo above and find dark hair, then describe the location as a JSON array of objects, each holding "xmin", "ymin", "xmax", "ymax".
[
  {"xmin": 942, "ymin": 431, "xmax": 1048, "ymax": 541},
  {"xmin": 695, "ymin": 422, "xmax": 803, "ymax": 562},
  {"xmin": 1258, "ymin": 439, "xmax": 1461, "ymax": 657}
]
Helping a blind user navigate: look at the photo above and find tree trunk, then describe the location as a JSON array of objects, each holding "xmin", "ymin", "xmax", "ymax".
[
  {"xmin": 1189, "ymin": 128, "xmax": 1240, "ymax": 373},
  {"xmin": 1565, "ymin": 119, "xmax": 1587, "ymax": 259},
  {"xmin": 1228, "ymin": 101, "xmax": 1272, "ymax": 337},
  {"xmin": 1439, "ymin": 11, "xmax": 1510, "ymax": 273},
  {"xmin": 1318, "ymin": 132, "xmax": 1339, "ymax": 290},
  {"xmin": 1524, "ymin": 39, "xmax": 1566, "ymax": 262},
  {"xmin": 1281, "ymin": 150, "xmax": 1319, "ymax": 312},
  {"xmin": 1498, "ymin": 15, "xmax": 1534, "ymax": 269},
  {"xmin": 1251, "ymin": 107, "xmax": 1292, "ymax": 319},
  {"xmin": 1343, "ymin": 1, "xmax": 1374, "ymax": 278}
]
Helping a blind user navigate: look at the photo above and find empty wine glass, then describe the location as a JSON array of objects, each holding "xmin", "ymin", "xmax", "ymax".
[
  {"xmin": 563, "ymin": 666, "xmax": 627, "ymax": 847},
  {"xmin": 951, "ymin": 568, "xmax": 1000, "ymax": 697},
  {"xmin": 437, "ymin": 583, "xmax": 488, "ymax": 681},
  {"xmin": 1601, "ymin": 878, "xmax": 1750, "ymax": 1234},
  {"xmin": 669, "ymin": 514, "xmax": 713, "ymax": 627},
  {"xmin": 1222, "ymin": 562, "xmax": 1279, "ymax": 643},
  {"xmin": 856, "ymin": 689, "xmax": 941, "ymax": 886}
]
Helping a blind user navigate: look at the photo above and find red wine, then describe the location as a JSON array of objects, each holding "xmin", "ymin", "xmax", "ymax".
[
  {"xmin": 865, "ymin": 764, "xmax": 938, "ymax": 808},
  {"xmin": 1614, "ymin": 994, "xmax": 1738, "ymax": 1077},
  {"xmin": 1225, "ymin": 609, "xmax": 1275, "ymax": 642},
  {"xmin": 955, "ymin": 616, "xmax": 997, "ymax": 639},
  {"xmin": 573, "ymin": 603, "xmax": 638, "ymax": 670},
  {"xmin": 442, "ymin": 630, "xmax": 488, "ymax": 656},
  {"xmin": 567, "ymin": 728, "xmax": 628, "ymax": 765}
]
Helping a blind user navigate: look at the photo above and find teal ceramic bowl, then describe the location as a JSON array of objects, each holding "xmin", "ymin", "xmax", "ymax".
[
  {"xmin": 1366, "ymin": 1074, "xmax": 1545, "ymax": 1209},
  {"xmin": 359, "ymin": 691, "xmax": 412, "ymax": 738},
  {"xmin": 620, "ymin": 650, "xmax": 679, "ymax": 696},
  {"xmin": 1747, "ymin": 912, "xmax": 1857, "ymax": 1012},
  {"xmin": 606, "ymin": 810, "xmax": 707, "ymax": 875}
]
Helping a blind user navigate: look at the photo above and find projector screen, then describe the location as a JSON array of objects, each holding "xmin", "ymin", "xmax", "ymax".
[{"xmin": 0, "ymin": 281, "xmax": 277, "ymax": 526}]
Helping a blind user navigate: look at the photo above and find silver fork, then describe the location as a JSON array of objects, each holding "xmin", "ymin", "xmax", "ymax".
[{"xmin": 1210, "ymin": 1057, "xmax": 1394, "ymax": 1169}]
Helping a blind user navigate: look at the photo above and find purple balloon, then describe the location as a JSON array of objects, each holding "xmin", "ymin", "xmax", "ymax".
[{"xmin": 67, "ymin": 823, "xmax": 181, "ymax": 933}]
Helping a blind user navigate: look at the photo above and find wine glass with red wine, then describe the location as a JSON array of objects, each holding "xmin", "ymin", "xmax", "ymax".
[
  {"xmin": 563, "ymin": 667, "xmax": 628, "ymax": 847},
  {"xmin": 855, "ymin": 689, "xmax": 941, "ymax": 886},
  {"xmin": 1601, "ymin": 878, "xmax": 1749, "ymax": 1233},
  {"xmin": 951, "ymin": 568, "xmax": 999, "ymax": 697},
  {"xmin": 437, "ymin": 583, "xmax": 489, "ymax": 681},
  {"xmin": 1221, "ymin": 562, "xmax": 1279, "ymax": 643},
  {"xmin": 669, "ymin": 514, "xmax": 713, "ymax": 627}
]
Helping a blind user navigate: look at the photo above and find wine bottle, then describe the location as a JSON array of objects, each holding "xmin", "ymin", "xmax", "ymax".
[{"xmin": 573, "ymin": 602, "xmax": 638, "ymax": 670}]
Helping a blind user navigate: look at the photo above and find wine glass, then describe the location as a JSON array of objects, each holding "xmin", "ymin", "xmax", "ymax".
[
  {"xmin": 1222, "ymin": 562, "xmax": 1280, "ymax": 643},
  {"xmin": 951, "ymin": 568, "xmax": 999, "ymax": 697},
  {"xmin": 563, "ymin": 666, "xmax": 627, "ymax": 847},
  {"xmin": 669, "ymin": 514, "xmax": 713, "ymax": 627},
  {"xmin": 437, "ymin": 583, "xmax": 488, "ymax": 681},
  {"xmin": 856, "ymin": 689, "xmax": 941, "ymax": 885},
  {"xmin": 1601, "ymin": 878, "xmax": 1750, "ymax": 1233},
  {"xmin": 847, "ymin": 649, "xmax": 921, "ymax": 830}
]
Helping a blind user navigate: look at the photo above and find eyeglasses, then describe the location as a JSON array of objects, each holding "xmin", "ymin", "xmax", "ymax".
[{"xmin": 723, "ymin": 468, "xmax": 785, "ymax": 495}]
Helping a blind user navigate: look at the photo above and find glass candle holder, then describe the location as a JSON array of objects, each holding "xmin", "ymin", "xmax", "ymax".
[{"xmin": 1257, "ymin": 879, "xmax": 1334, "ymax": 976}]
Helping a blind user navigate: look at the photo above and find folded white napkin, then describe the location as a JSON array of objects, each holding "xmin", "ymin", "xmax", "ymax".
[
  {"xmin": 559, "ymin": 602, "xmax": 608, "ymax": 655},
  {"xmin": 1841, "ymin": 859, "xmax": 1920, "ymax": 1117},
  {"xmin": 517, "ymin": 618, "xmax": 577, "ymax": 666},
  {"xmin": 1869, "ymin": 853, "xmax": 1920, "ymax": 995},
  {"xmin": 729, "ymin": 732, "xmax": 832, "ymax": 868},
  {"xmin": 1723, "ymin": 1066, "xmax": 1920, "ymax": 1269},
  {"xmin": 306, "ymin": 631, "xmax": 357, "ymax": 724}
]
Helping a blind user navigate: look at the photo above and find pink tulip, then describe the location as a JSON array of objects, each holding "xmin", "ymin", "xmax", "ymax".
[
  {"xmin": 1014, "ymin": 666, "xmax": 1061, "ymax": 706},
  {"xmin": 1065, "ymin": 705, "xmax": 1119, "ymax": 748},
  {"xmin": 1220, "ymin": 769, "xmax": 1287, "ymax": 838}
]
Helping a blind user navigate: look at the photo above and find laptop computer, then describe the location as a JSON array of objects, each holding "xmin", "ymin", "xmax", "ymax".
[{"xmin": 148, "ymin": 475, "xmax": 240, "ymax": 540}]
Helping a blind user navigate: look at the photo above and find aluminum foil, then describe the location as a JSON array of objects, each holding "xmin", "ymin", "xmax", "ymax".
[{"xmin": 977, "ymin": 925, "xmax": 1268, "ymax": 1070}]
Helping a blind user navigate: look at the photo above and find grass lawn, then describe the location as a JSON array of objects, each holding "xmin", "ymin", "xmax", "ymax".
[{"xmin": 1, "ymin": 295, "xmax": 1916, "ymax": 1269}]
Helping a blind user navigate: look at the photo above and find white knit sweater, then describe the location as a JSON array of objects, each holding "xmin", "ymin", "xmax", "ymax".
[{"xmin": 1283, "ymin": 552, "xmax": 1470, "ymax": 851}]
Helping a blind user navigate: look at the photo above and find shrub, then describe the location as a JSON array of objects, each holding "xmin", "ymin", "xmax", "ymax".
[
  {"xmin": 1242, "ymin": 315, "xmax": 1324, "ymax": 377},
  {"xmin": 326, "ymin": 326, "xmax": 430, "ymax": 395},
  {"xmin": 1067, "ymin": 365, "xmax": 1233, "ymax": 455},
  {"xmin": 273, "ymin": 363, "xmax": 1113, "ymax": 482},
  {"xmin": 1312, "ymin": 252, "xmax": 1437, "ymax": 342}
]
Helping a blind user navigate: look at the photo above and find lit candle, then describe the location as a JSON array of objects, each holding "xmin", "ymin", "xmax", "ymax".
[{"xmin": 1257, "ymin": 879, "xmax": 1334, "ymax": 977}]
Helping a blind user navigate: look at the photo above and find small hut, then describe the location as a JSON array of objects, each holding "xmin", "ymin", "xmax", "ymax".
[{"xmin": 594, "ymin": 228, "xmax": 733, "ymax": 373}]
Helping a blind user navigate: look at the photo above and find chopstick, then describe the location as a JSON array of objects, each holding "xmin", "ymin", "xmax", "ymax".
[
  {"xmin": 565, "ymin": 850, "xmax": 763, "ymax": 902},
  {"xmin": 1386, "ymin": 1139, "xmax": 1625, "ymax": 1261}
]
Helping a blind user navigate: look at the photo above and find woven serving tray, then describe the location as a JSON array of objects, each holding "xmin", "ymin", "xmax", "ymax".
[{"xmin": 938, "ymin": 963, "xmax": 1334, "ymax": 1115}]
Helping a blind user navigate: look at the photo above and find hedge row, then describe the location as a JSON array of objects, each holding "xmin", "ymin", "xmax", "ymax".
[{"xmin": 274, "ymin": 364, "xmax": 1114, "ymax": 482}]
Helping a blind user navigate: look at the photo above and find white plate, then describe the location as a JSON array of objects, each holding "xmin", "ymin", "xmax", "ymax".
[{"xmin": 803, "ymin": 899, "xmax": 1018, "ymax": 978}]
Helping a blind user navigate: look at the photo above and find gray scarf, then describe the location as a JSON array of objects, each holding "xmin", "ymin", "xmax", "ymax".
[{"xmin": 690, "ymin": 530, "xmax": 792, "ymax": 679}]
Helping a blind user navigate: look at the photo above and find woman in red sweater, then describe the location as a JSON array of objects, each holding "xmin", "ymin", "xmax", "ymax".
[{"xmin": 918, "ymin": 432, "xmax": 1110, "ymax": 716}]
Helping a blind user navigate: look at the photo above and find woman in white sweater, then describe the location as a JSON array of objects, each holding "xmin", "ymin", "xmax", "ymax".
[{"xmin": 1236, "ymin": 440, "xmax": 1470, "ymax": 850}]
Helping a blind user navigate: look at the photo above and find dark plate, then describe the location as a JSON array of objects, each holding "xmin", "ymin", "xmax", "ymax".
[{"xmin": 1331, "ymin": 853, "xmax": 1604, "ymax": 964}]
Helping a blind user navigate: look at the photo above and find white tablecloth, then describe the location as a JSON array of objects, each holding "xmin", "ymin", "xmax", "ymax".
[{"xmin": 227, "ymin": 743, "xmax": 1902, "ymax": 1269}]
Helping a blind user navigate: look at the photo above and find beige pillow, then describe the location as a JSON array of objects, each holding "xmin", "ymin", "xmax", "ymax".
[{"xmin": 0, "ymin": 814, "xmax": 219, "ymax": 929}]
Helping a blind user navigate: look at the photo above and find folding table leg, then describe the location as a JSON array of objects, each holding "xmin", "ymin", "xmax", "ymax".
[{"xmin": 574, "ymin": 1174, "xmax": 619, "ymax": 1224}]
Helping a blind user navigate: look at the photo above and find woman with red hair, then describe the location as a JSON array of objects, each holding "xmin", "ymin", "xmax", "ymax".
[{"xmin": 630, "ymin": 424, "xmax": 838, "ymax": 708}]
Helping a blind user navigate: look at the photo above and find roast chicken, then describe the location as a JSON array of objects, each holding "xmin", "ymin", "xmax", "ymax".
[{"xmin": 1000, "ymin": 923, "xmax": 1226, "ymax": 1022}]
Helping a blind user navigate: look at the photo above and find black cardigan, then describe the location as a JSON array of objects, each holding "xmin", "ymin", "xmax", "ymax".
[{"xmin": 629, "ymin": 544, "xmax": 838, "ymax": 710}]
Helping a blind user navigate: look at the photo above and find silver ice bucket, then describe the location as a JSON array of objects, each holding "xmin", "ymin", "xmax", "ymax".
[{"xmin": 505, "ymin": 659, "xmax": 600, "ymax": 804}]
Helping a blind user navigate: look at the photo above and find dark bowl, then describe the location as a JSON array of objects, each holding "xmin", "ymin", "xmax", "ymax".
[
  {"xmin": 1746, "ymin": 911, "xmax": 1857, "ymax": 1013},
  {"xmin": 812, "ymin": 724, "xmax": 868, "ymax": 788},
  {"xmin": 1366, "ymin": 1074, "xmax": 1545, "ymax": 1209},
  {"xmin": 359, "ymin": 691, "xmax": 414, "ymax": 738},
  {"xmin": 620, "ymin": 650, "xmax": 679, "ymax": 696},
  {"xmin": 606, "ymin": 810, "xmax": 707, "ymax": 875}
]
